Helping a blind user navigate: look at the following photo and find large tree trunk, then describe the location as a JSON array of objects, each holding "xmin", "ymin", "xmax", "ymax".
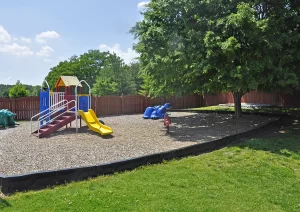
[{"xmin": 233, "ymin": 92, "xmax": 243, "ymax": 119}]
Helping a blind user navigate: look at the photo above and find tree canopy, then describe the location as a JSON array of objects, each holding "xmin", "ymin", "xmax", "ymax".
[
  {"xmin": 8, "ymin": 80, "xmax": 30, "ymax": 98},
  {"xmin": 0, "ymin": 83, "xmax": 39, "ymax": 98},
  {"xmin": 44, "ymin": 50, "xmax": 143, "ymax": 96},
  {"xmin": 131, "ymin": 0, "xmax": 300, "ymax": 118}
]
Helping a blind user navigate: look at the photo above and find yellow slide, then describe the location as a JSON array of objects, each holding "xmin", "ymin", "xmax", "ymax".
[{"xmin": 78, "ymin": 109, "xmax": 113, "ymax": 136}]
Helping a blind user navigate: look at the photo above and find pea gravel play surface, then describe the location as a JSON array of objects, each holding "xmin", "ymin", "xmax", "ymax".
[{"xmin": 0, "ymin": 112, "xmax": 277, "ymax": 176}]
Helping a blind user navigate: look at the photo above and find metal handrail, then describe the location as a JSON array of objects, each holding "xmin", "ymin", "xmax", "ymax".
[
  {"xmin": 36, "ymin": 100, "xmax": 76, "ymax": 136},
  {"xmin": 37, "ymin": 100, "xmax": 74, "ymax": 122},
  {"xmin": 31, "ymin": 100, "xmax": 68, "ymax": 121},
  {"xmin": 37, "ymin": 105, "xmax": 65, "ymax": 122},
  {"xmin": 30, "ymin": 100, "xmax": 75, "ymax": 135}
]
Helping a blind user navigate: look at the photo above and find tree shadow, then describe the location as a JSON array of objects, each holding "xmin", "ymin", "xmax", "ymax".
[
  {"xmin": 0, "ymin": 197, "xmax": 11, "ymax": 210},
  {"xmin": 232, "ymin": 116, "xmax": 300, "ymax": 158},
  {"xmin": 166, "ymin": 113, "xmax": 273, "ymax": 143}
]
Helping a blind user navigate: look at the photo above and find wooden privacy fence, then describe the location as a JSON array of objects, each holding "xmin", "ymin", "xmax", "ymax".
[
  {"xmin": 0, "ymin": 97, "xmax": 40, "ymax": 120},
  {"xmin": 0, "ymin": 95, "xmax": 200, "ymax": 120},
  {"xmin": 91, "ymin": 95, "xmax": 200, "ymax": 116},
  {"xmin": 2, "ymin": 91, "xmax": 300, "ymax": 120},
  {"xmin": 202, "ymin": 91, "xmax": 296, "ymax": 107}
]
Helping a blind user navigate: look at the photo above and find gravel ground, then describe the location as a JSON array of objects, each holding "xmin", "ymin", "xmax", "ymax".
[{"xmin": 0, "ymin": 112, "xmax": 277, "ymax": 176}]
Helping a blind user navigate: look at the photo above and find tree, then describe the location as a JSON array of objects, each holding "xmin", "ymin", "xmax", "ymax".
[
  {"xmin": 92, "ymin": 53, "xmax": 136, "ymax": 96},
  {"xmin": 2, "ymin": 89, "xmax": 10, "ymax": 98},
  {"xmin": 0, "ymin": 83, "xmax": 40, "ymax": 97},
  {"xmin": 131, "ymin": 0, "xmax": 300, "ymax": 118},
  {"xmin": 30, "ymin": 86, "xmax": 40, "ymax": 96},
  {"xmin": 45, "ymin": 50, "xmax": 110, "ymax": 91},
  {"xmin": 9, "ymin": 80, "xmax": 30, "ymax": 98},
  {"xmin": 128, "ymin": 61, "xmax": 144, "ymax": 94},
  {"xmin": 92, "ymin": 77, "xmax": 119, "ymax": 96},
  {"xmin": 45, "ymin": 50, "xmax": 138, "ymax": 96},
  {"xmin": 201, "ymin": 3, "xmax": 278, "ymax": 118},
  {"xmin": 0, "ymin": 84, "xmax": 12, "ymax": 97}
]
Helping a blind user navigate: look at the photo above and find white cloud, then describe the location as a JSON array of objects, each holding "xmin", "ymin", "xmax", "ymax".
[
  {"xmin": 36, "ymin": 46, "xmax": 54, "ymax": 57},
  {"xmin": 36, "ymin": 31, "xmax": 60, "ymax": 43},
  {"xmin": 0, "ymin": 25, "xmax": 11, "ymax": 43},
  {"xmin": 6, "ymin": 76, "xmax": 12, "ymax": 81},
  {"xmin": 99, "ymin": 44, "xmax": 139, "ymax": 64},
  {"xmin": 20, "ymin": 37, "xmax": 31, "ymax": 43},
  {"xmin": 0, "ymin": 43, "xmax": 34, "ymax": 56},
  {"xmin": 137, "ymin": 1, "xmax": 149, "ymax": 9}
]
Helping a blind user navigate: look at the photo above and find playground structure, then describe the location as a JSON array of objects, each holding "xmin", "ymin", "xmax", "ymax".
[
  {"xmin": 143, "ymin": 103, "xmax": 171, "ymax": 132},
  {"xmin": 30, "ymin": 76, "xmax": 113, "ymax": 138},
  {"xmin": 143, "ymin": 103, "xmax": 171, "ymax": 119}
]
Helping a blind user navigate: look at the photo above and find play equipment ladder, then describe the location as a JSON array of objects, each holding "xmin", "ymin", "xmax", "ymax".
[{"xmin": 30, "ymin": 100, "xmax": 76, "ymax": 138}]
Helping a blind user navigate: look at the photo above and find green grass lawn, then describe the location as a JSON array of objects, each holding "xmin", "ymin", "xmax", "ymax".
[
  {"xmin": 1, "ymin": 123, "xmax": 300, "ymax": 211},
  {"xmin": 192, "ymin": 105, "xmax": 300, "ymax": 115}
]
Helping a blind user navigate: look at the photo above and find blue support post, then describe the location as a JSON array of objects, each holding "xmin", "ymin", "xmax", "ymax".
[{"xmin": 40, "ymin": 88, "xmax": 50, "ymax": 126}]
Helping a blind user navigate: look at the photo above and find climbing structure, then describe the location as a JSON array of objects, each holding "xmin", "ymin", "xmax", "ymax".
[
  {"xmin": 31, "ymin": 76, "xmax": 87, "ymax": 138},
  {"xmin": 31, "ymin": 76, "xmax": 112, "ymax": 138}
]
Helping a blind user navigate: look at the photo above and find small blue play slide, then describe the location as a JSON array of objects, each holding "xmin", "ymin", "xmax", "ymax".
[{"xmin": 143, "ymin": 103, "xmax": 171, "ymax": 119}]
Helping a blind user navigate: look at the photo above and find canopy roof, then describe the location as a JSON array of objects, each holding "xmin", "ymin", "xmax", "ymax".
[{"xmin": 55, "ymin": 76, "xmax": 82, "ymax": 87}]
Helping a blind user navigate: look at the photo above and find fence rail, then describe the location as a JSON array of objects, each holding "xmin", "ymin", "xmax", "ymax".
[
  {"xmin": 1, "ymin": 91, "xmax": 300, "ymax": 120},
  {"xmin": 0, "ymin": 96, "xmax": 40, "ymax": 120},
  {"xmin": 202, "ymin": 91, "xmax": 300, "ymax": 107},
  {"xmin": 0, "ymin": 94, "xmax": 200, "ymax": 120}
]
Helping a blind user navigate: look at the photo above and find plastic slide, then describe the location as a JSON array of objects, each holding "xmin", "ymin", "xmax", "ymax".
[
  {"xmin": 143, "ymin": 103, "xmax": 171, "ymax": 119},
  {"xmin": 78, "ymin": 109, "xmax": 113, "ymax": 136}
]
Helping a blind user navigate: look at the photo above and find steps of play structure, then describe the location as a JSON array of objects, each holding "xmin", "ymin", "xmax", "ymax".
[{"xmin": 32, "ymin": 113, "xmax": 76, "ymax": 138}]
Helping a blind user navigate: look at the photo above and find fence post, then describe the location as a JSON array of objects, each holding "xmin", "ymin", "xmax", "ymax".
[
  {"xmin": 200, "ymin": 94, "xmax": 204, "ymax": 107},
  {"xmin": 11, "ymin": 98, "xmax": 16, "ymax": 114},
  {"xmin": 193, "ymin": 95, "xmax": 196, "ymax": 108},
  {"xmin": 141, "ymin": 96, "xmax": 144, "ymax": 113},
  {"xmin": 121, "ymin": 96, "xmax": 124, "ymax": 114},
  {"xmin": 145, "ymin": 96, "xmax": 148, "ymax": 108}
]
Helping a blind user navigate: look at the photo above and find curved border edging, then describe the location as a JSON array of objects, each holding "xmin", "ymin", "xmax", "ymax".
[{"xmin": 0, "ymin": 113, "xmax": 284, "ymax": 195}]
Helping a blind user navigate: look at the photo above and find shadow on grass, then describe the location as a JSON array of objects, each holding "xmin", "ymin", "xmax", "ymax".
[
  {"xmin": 235, "ymin": 135, "xmax": 300, "ymax": 159},
  {"xmin": 233, "ymin": 117, "xmax": 300, "ymax": 158},
  {"xmin": 166, "ymin": 113, "xmax": 273, "ymax": 143},
  {"xmin": 194, "ymin": 106, "xmax": 300, "ymax": 116},
  {"xmin": 250, "ymin": 107, "xmax": 300, "ymax": 115},
  {"xmin": 0, "ymin": 197, "xmax": 11, "ymax": 210}
]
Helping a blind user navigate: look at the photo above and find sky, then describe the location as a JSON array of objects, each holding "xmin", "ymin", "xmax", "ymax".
[{"xmin": 0, "ymin": 0, "xmax": 149, "ymax": 86}]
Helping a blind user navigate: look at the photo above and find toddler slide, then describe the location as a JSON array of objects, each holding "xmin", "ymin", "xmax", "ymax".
[{"xmin": 78, "ymin": 109, "xmax": 113, "ymax": 136}]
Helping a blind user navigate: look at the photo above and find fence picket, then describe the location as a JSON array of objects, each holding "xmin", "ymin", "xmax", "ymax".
[{"xmin": 1, "ymin": 91, "xmax": 298, "ymax": 120}]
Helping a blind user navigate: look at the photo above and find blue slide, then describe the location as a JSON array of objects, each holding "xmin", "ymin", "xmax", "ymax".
[{"xmin": 143, "ymin": 103, "xmax": 171, "ymax": 119}]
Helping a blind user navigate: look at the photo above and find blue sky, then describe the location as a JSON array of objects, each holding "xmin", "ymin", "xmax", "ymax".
[{"xmin": 0, "ymin": 0, "xmax": 148, "ymax": 85}]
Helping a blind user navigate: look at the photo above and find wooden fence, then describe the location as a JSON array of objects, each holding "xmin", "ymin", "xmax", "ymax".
[
  {"xmin": 0, "ymin": 97, "xmax": 40, "ymax": 120},
  {"xmin": 202, "ymin": 91, "xmax": 281, "ymax": 106},
  {"xmin": 91, "ymin": 95, "xmax": 200, "ymax": 116},
  {"xmin": 202, "ymin": 91, "xmax": 300, "ymax": 107},
  {"xmin": 0, "ymin": 95, "xmax": 200, "ymax": 120},
  {"xmin": 1, "ymin": 91, "xmax": 300, "ymax": 120}
]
